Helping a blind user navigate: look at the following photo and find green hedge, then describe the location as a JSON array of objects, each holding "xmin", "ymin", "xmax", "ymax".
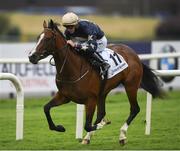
[{"xmin": 0, "ymin": 15, "xmax": 21, "ymax": 40}]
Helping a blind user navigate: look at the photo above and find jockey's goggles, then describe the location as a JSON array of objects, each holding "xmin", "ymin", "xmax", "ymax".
[{"xmin": 63, "ymin": 25, "xmax": 75, "ymax": 29}]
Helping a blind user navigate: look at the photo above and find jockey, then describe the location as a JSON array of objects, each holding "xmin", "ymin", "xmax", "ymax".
[{"xmin": 62, "ymin": 12, "xmax": 110, "ymax": 78}]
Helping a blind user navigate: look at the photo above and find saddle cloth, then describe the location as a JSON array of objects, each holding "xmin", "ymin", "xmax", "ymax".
[{"xmin": 99, "ymin": 48, "xmax": 128, "ymax": 79}]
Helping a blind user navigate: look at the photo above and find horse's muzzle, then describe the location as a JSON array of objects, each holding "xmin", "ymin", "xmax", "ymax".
[{"xmin": 28, "ymin": 53, "xmax": 40, "ymax": 64}]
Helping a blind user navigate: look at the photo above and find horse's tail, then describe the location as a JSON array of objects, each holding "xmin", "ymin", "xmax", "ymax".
[{"xmin": 140, "ymin": 63, "xmax": 164, "ymax": 98}]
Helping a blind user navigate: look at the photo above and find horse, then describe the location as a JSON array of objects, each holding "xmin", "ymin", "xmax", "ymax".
[{"xmin": 28, "ymin": 19, "xmax": 163, "ymax": 145}]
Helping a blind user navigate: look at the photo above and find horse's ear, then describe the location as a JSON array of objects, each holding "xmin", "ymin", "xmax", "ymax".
[
  {"xmin": 43, "ymin": 20, "xmax": 47, "ymax": 28},
  {"xmin": 49, "ymin": 19, "xmax": 54, "ymax": 29},
  {"xmin": 50, "ymin": 19, "xmax": 54, "ymax": 25}
]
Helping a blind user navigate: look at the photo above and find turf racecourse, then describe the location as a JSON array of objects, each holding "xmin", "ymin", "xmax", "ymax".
[{"xmin": 0, "ymin": 90, "xmax": 180, "ymax": 150}]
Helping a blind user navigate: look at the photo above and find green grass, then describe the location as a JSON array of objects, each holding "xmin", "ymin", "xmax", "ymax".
[
  {"xmin": 5, "ymin": 12, "xmax": 160, "ymax": 41},
  {"xmin": 0, "ymin": 91, "xmax": 180, "ymax": 150}
]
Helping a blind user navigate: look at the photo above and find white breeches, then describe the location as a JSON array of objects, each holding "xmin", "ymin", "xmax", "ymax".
[{"xmin": 96, "ymin": 36, "xmax": 107, "ymax": 53}]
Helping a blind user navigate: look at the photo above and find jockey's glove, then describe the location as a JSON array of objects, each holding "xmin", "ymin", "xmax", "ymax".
[{"xmin": 75, "ymin": 42, "xmax": 88, "ymax": 51}]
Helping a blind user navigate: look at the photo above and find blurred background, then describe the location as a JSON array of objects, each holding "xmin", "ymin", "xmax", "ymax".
[{"xmin": 0, "ymin": 0, "xmax": 180, "ymax": 42}]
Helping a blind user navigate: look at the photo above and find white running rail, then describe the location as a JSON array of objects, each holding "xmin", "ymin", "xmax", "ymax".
[
  {"xmin": 0, "ymin": 52, "xmax": 180, "ymax": 63},
  {"xmin": 139, "ymin": 52, "xmax": 180, "ymax": 60},
  {"xmin": 145, "ymin": 69, "xmax": 180, "ymax": 135},
  {"xmin": 0, "ymin": 73, "xmax": 24, "ymax": 140}
]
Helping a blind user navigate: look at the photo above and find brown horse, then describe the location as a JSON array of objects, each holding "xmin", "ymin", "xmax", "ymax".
[{"xmin": 28, "ymin": 20, "xmax": 163, "ymax": 145}]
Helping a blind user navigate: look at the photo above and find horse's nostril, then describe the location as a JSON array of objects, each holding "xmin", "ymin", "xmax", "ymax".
[{"xmin": 29, "ymin": 54, "xmax": 38, "ymax": 64}]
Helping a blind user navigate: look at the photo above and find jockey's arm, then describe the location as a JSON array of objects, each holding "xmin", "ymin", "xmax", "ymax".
[{"xmin": 74, "ymin": 35, "xmax": 98, "ymax": 54}]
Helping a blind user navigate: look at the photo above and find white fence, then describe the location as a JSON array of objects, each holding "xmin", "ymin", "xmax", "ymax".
[
  {"xmin": 139, "ymin": 52, "xmax": 180, "ymax": 60},
  {"xmin": 145, "ymin": 70, "xmax": 180, "ymax": 135},
  {"xmin": 0, "ymin": 73, "xmax": 24, "ymax": 140}
]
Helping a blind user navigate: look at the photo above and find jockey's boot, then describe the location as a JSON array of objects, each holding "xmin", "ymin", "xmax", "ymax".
[{"xmin": 92, "ymin": 52, "xmax": 110, "ymax": 77}]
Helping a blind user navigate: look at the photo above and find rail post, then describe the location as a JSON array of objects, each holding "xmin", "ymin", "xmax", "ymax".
[{"xmin": 0, "ymin": 73, "xmax": 24, "ymax": 140}]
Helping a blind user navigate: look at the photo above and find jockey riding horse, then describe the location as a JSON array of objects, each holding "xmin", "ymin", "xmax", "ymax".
[{"xmin": 62, "ymin": 12, "xmax": 110, "ymax": 78}]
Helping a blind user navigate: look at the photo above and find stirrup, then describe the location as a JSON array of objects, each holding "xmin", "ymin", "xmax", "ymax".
[
  {"xmin": 100, "ymin": 67, "xmax": 107, "ymax": 80},
  {"xmin": 103, "ymin": 63, "xmax": 110, "ymax": 71}
]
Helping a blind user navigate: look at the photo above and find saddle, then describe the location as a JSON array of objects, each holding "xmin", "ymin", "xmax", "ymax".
[{"xmin": 78, "ymin": 48, "xmax": 128, "ymax": 79}]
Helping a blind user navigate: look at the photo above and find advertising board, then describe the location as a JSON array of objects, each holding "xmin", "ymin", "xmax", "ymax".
[
  {"xmin": 151, "ymin": 41, "xmax": 180, "ymax": 90},
  {"xmin": 0, "ymin": 43, "xmax": 57, "ymax": 98}
]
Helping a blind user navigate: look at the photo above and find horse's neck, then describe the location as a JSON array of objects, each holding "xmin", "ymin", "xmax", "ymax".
[{"xmin": 53, "ymin": 47, "xmax": 82, "ymax": 78}]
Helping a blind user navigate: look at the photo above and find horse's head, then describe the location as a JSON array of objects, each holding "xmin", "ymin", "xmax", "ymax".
[{"xmin": 29, "ymin": 20, "xmax": 65, "ymax": 64}]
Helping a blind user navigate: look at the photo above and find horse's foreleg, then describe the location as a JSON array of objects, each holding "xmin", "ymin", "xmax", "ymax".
[
  {"xmin": 94, "ymin": 95, "xmax": 106, "ymax": 125},
  {"xmin": 82, "ymin": 95, "xmax": 110, "ymax": 144},
  {"xmin": 82, "ymin": 118, "xmax": 110, "ymax": 144},
  {"xmin": 94, "ymin": 94, "xmax": 111, "ymax": 131},
  {"xmin": 82, "ymin": 131, "xmax": 95, "ymax": 144},
  {"xmin": 82, "ymin": 99, "xmax": 96, "ymax": 144},
  {"xmin": 84, "ymin": 99, "xmax": 96, "ymax": 132},
  {"xmin": 44, "ymin": 91, "xmax": 69, "ymax": 132}
]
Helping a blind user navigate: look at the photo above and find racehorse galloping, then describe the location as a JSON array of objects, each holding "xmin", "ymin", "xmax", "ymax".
[{"xmin": 28, "ymin": 20, "xmax": 163, "ymax": 145}]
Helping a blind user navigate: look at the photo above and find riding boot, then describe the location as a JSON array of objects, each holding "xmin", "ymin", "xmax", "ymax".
[{"xmin": 92, "ymin": 52, "xmax": 110, "ymax": 77}]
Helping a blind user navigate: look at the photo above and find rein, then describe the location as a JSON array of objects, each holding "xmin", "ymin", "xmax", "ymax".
[
  {"xmin": 56, "ymin": 70, "xmax": 89, "ymax": 84},
  {"xmin": 52, "ymin": 42, "xmax": 89, "ymax": 84}
]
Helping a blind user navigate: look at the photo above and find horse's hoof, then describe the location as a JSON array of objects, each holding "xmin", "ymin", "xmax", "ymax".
[
  {"xmin": 119, "ymin": 139, "xmax": 127, "ymax": 146},
  {"xmin": 81, "ymin": 139, "xmax": 90, "ymax": 145},
  {"xmin": 55, "ymin": 125, "xmax": 66, "ymax": 132}
]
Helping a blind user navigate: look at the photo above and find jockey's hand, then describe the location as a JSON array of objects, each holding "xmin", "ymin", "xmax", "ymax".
[{"xmin": 67, "ymin": 40, "xmax": 75, "ymax": 47}]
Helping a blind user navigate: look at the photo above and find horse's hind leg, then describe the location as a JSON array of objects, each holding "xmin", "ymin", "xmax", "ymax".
[
  {"xmin": 44, "ymin": 91, "xmax": 69, "ymax": 132},
  {"xmin": 119, "ymin": 83, "xmax": 140, "ymax": 145}
]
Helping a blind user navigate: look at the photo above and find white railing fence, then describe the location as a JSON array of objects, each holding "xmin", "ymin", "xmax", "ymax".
[
  {"xmin": 1, "ymin": 52, "xmax": 180, "ymax": 63},
  {"xmin": 0, "ymin": 73, "xmax": 24, "ymax": 140},
  {"xmin": 145, "ymin": 70, "xmax": 180, "ymax": 135}
]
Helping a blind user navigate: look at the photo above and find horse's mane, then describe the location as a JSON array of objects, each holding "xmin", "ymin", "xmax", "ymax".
[
  {"xmin": 47, "ymin": 19, "xmax": 81, "ymax": 56},
  {"xmin": 48, "ymin": 19, "xmax": 66, "ymax": 39}
]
